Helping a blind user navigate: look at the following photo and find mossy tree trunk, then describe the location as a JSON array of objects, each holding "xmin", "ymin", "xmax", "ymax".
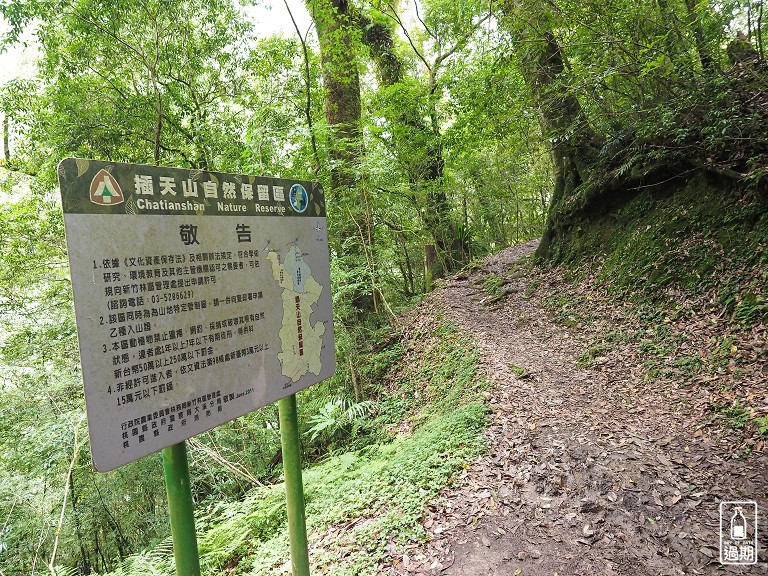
[
  {"xmin": 309, "ymin": 0, "xmax": 379, "ymax": 312},
  {"xmin": 502, "ymin": 1, "xmax": 600, "ymax": 260},
  {"xmin": 359, "ymin": 16, "xmax": 468, "ymax": 276},
  {"xmin": 310, "ymin": 0, "xmax": 363, "ymax": 190}
]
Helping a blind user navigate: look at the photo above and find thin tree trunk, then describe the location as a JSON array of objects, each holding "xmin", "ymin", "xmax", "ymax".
[
  {"xmin": 3, "ymin": 114, "xmax": 9, "ymax": 162},
  {"xmin": 284, "ymin": 0, "xmax": 321, "ymax": 174},
  {"xmin": 684, "ymin": 0, "xmax": 714, "ymax": 69},
  {"xmin": 758, "ymin": 0, "xmax": 765, "ymax": 60},
  {"xmin": 399, "ymin": 232, "xmax": 415, "ymax": 295}
]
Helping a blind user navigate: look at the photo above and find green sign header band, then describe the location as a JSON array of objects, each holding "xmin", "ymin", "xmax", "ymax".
[{"xmin": 58, "ymin": 158, "xmax": 325, "ymax": 218}]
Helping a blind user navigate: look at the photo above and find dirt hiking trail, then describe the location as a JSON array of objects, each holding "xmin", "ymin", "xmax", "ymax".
[{"xmin": 388, "ymin": 240, "xmax": 767, "ymax": 576}]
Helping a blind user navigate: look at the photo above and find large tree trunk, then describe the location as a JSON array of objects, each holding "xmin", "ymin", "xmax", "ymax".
[
  {"xmin": 309, "ymin": 0, "xmax": 378, "ymax": 312},
  {"xmin": 310, "ymin": 0, "xmax": 363, "ymax": 190},
  {"xmin": 502, "ymin": 2, "xmax": 600, "ymax": 259}
]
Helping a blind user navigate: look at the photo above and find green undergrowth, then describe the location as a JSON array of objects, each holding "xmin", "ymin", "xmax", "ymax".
[
  {"xmin": 711, "ymin": 401, "xmax": 768, "ymax": 440},
  {"xmin": 478, "ymin": 273, "xmax": 506, "ymax": 304},
  {"xmin": 100, "ymin": 321, "xmax": 488, "ymax": 576}
]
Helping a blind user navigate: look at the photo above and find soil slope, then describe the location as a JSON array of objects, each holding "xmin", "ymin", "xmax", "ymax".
[{"xmin": 387, "ymin": 240, "xmax": 767, "ymax": 576}]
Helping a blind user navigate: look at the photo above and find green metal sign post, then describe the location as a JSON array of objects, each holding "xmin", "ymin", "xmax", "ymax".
[
  {"xmin": 162, "ymin": 442, "xmax": 201, "ymax": 576},
  {"xmin": 278, "ymin": 394, "xmax": 310, "ymax": 576}
]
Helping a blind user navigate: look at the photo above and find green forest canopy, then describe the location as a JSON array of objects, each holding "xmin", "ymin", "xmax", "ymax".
[{"xmin": 0, "ymin": 0, "xmax": 766, "ymax": 572}]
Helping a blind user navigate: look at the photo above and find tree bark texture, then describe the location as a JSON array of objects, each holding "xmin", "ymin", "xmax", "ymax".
[
  {"xmin": 310, "ymin": 0, "xmax": 363, "ymax": 191},
  {"xmin": 310, "ymin": 0, "xmax": 378, "ymax": 312},
  {"xmin": 503, "ymin": 2, "xmax": 600, "ymax": 259}
]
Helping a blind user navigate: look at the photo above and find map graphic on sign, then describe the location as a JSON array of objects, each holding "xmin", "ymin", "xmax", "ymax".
[
  {"xmin": 267, "ymin": 244, "xmax": 326, "ymax": 382},
  {"xmin": 58, "ymin": 158, "xmax": 335, "ymax": 472}
]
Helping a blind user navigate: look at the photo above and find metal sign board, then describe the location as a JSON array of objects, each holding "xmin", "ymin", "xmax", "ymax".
[{"xmin": 58, "ymin": 158, "xmax": 335, "ymax": 472}]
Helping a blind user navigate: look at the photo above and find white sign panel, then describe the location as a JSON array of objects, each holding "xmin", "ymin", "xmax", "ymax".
[{"xmin": 58, "ymin": 158, "xmax": 335, "ymax": 471}]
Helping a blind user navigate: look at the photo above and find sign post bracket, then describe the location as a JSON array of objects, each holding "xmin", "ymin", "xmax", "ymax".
[
  {"xmin": 162, "ymin": 441, "xmax": 201, "ymax": 576},
  {"xmin": 278, "ymin": 393, "xmax": 310, "ymax": 576}
]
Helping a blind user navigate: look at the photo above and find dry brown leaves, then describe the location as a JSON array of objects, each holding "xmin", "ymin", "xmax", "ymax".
[{"xmin": 379, "ymin": 239, "xmax": 768, "ymax": 576}]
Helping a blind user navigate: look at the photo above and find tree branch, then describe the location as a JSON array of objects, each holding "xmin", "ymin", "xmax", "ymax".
[
  {"xmin": 380, "ymin": 0, "xmax": 432, "ymax": 73},
  {"xmin": 284, "ymin": 0, "xmax": 322, "ymax": 174}
]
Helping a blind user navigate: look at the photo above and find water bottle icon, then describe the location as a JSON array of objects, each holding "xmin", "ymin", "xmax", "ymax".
[{"xmin": 731, "ymin": 506, "xmax": 747, "ymax": 540}]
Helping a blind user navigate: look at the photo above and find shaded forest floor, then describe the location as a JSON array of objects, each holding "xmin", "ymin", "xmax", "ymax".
[{"xmin": 384, "ymin": 239, "xmax": 767, "ymax": 575}]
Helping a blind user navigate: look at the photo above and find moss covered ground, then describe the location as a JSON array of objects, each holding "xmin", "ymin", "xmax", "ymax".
[
  {"xmin": 540, "ymin": 175, "xmax": 768, "ymax": 442},
  {"xmin": 561, "ymin": 175, "xmax": 768, "ymax": 318}
]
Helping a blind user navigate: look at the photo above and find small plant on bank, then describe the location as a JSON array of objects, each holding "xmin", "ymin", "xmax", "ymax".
[{"xmin": 478, "ymin": 273, "xmax": 507, "ymax": 304}]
